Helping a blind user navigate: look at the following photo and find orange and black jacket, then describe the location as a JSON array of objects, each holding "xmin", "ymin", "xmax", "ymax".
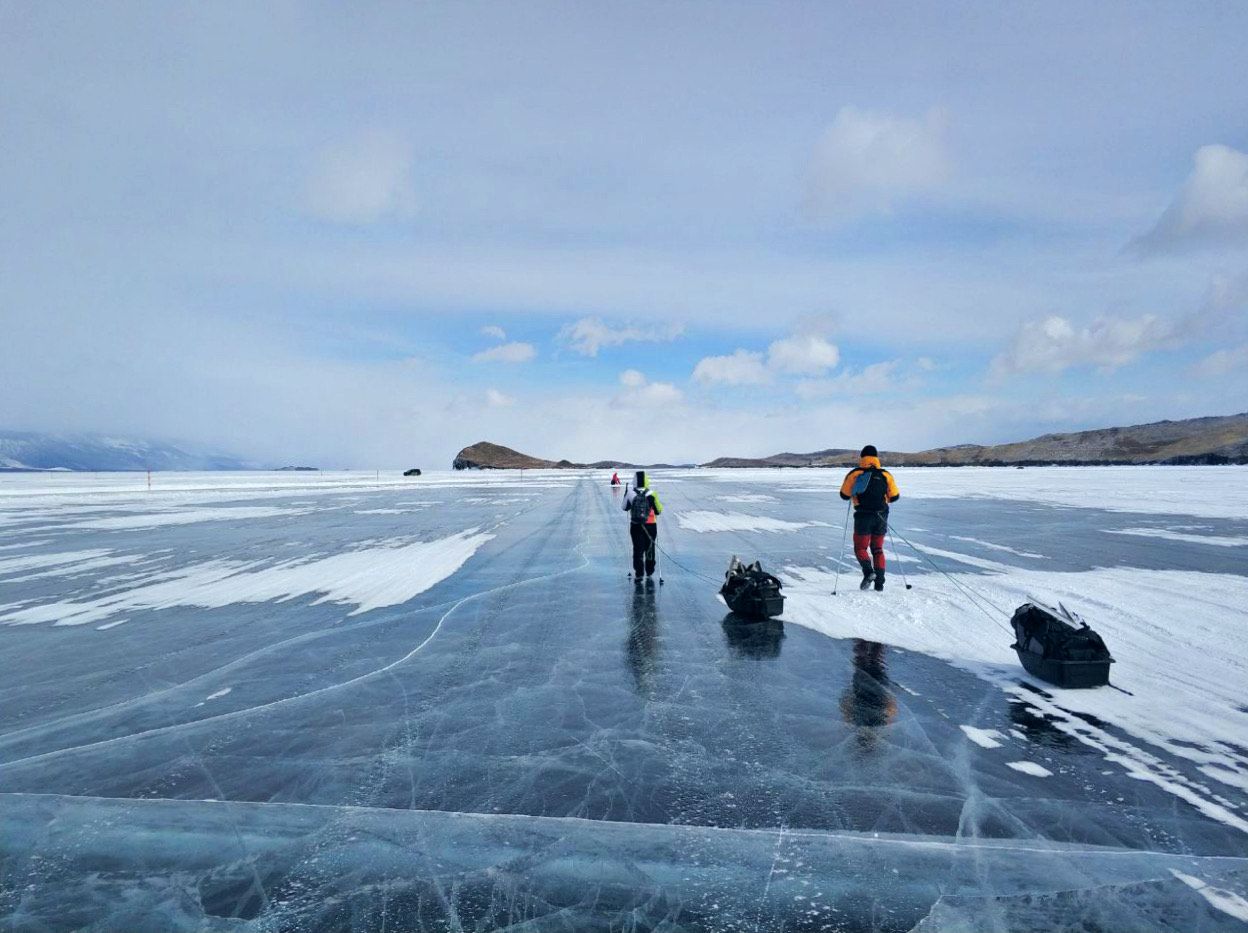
[{"xmin": 839, "ymin": 456, "xmax": 901, "ymax": 512}]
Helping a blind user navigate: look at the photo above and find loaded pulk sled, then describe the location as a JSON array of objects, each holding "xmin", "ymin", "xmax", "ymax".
[
  {"xmin": 719, "ymin": 556, "xmax": 785, "ymax": 620},
  {"xmin": 1010, "ymin": 598, "xmax": 1114, "ymax": 689}
]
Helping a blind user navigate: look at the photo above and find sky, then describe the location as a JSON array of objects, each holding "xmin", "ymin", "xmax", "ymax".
[{"xmin": 1, "ymin": 1, "xmax": 1247, "ymax": 468}]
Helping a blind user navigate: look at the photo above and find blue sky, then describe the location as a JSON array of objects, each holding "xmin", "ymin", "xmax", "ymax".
[{"xmin": 1, "ymin": 2, "xmax": 1246, "ymax": 467}]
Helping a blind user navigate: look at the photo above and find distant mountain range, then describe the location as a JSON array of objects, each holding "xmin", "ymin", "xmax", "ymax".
[
  {"xmin": 452, "ymin": 442, "xmax": 690, "ymax": 471},
  {"xmin": 0, "ymin": 431, "xmax": 252, "ymax": 472},
  {"xmin": 454, "ymin": 412, "xmax": 1248, "ymax": 470}
]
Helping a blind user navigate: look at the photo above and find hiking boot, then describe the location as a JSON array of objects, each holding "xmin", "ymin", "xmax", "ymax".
[
  {"xmin": 874, "ymin": 571, "xmax": 885, "ymax": 592},
  {"xmin": 859, "ymin": 567, "xmax": 875, "ymax": 590}
]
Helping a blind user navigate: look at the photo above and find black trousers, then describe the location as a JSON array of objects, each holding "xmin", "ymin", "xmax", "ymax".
[{"xmin": 629, "ymin": 522, "xmax": 658, "ymax": 577}]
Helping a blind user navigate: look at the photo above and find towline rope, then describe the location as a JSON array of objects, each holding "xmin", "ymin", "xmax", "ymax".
[
  {"xmin": 887, "ymin": 523, "xmax": 1014, "ymax": 636},
  {"xmin": 652, "ymin": 538, "xmax": 723, "ymax": 586}
]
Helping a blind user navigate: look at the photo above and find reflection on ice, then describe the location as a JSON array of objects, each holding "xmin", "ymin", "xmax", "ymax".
[
  {"xmin": 720, "ymin": 616, "xmax": 785, "ymax": 659},
  {"xmin": 625, "ymin": 583, "xmax": 659, "ymax": 695},
  {"xmin": 840, "ymin": 639, "xmax": 897, "ymax": 754}
]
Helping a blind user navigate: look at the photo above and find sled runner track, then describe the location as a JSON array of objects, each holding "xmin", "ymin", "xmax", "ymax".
[{"xmin": 0, "ymin": 487, "xmax": 591, "ymax": 772}]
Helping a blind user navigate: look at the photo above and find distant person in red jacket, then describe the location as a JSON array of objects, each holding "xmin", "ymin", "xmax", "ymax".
[
  {"xmin": 611, "ymin": 472, "xmax": 621, "ymax": 486},
  {"xmin": 839, "ymin": 445, "xmax": 901, "ymax": 591}
]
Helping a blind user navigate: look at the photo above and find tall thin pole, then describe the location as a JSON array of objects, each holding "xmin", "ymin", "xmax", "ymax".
[{"xmin": 831, "ymin": 500, "xmax": 851, "ymax": 595}]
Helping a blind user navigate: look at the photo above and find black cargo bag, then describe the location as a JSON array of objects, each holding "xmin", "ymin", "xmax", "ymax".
[
  {"xmin": 720, "ymin": 557, "xmax": 785, "ymax": 620},
  {"xmin": 1010, "ymin": 600, "xmax": 1114, "ymax": 688}
]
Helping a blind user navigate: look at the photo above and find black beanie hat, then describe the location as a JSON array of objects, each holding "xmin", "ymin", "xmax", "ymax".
[{"xmin": 860, "ymin": 445, "xmax": 878, "ymax": 458}]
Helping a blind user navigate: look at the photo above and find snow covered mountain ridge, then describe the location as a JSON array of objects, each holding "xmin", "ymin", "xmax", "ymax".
[{"xmin": 0, "ymin": 431, "xmax": 252, "ymax": 472}]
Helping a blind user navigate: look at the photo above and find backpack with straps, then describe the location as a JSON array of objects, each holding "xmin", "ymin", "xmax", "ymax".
[
  {"xmin": 629, "ymin": 489, "xmax": 653, "ymax": 524},
  {"xmin": 851, "ymin": 468, "xmax": 889, "ymax": 508}
]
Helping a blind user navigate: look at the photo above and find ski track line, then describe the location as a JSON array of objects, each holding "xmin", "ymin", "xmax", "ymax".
[{"xmin": 0, "ymin": 501, "xmax": 590, "ymax": 772}]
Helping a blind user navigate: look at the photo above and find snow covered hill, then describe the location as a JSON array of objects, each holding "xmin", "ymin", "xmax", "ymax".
[{"xmin": 0, "ymin": 431, "xmax": 251, "ymax": 472}]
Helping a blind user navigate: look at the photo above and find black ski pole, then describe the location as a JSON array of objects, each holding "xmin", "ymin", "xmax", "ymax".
[
  {"xmin": 887, "ymin": 527, "xmax": 912, "ymax": 590},
  {"xmin": 832, "ymin": 500, "xmax": 851, "ymax": 595}
]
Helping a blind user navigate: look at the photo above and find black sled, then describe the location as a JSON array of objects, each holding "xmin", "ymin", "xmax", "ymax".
[
  {"xmin": 720, "ymin": 556, "xmax": 785, "ymax": 620},
  {"xmin": 1010, "ymin": 599, "xmax": 1114, "ymax": 689}
]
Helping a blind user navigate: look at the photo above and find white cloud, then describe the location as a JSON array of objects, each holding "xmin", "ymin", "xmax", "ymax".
[
  {"xmin": 471, "ymin": 341, "xmax": 536, "ymax": 364},
  {"xmin": 633, "ymin": 382, "xmax": 683, "ymax": 406},
  {"xmin": 1191, "ymin": 344, "xmax": 1248, "ymax": 379},
  {"xmin": 613, "ymin": 370, "xmax": 682, "ymax": 407},
  {"xmin": 481, "ymin": 325, "xmax": 507, "ymax": 340},
  {"xmin": 305, "ymin": 130, "xmax": 418, "ymax": 225},
  {"xmin": 1135, "ymin": 145, "xmax": 1248, "ymax": 253},
  {"xmin": 485, "ymin": 388, "xmax": 515, "ymax": 407},
  {"xmin": 989, "ymin": 314, "xmax": 1173, "ymax": 379},
  {"xmin": 795, "ymin": 360, "xmax": 902, "ymax": 399},
  {"xmin": 691, "ymin": 350, "xmax": 772, "ymax": 386},
  {"xmin": 807, "ymin": 106, "xmax": 951, "ymax": 219},
  {"xmin": 767, "ymin": 334, "xmax": 841, "ymax": 375},
  {"xmin": 558, "ymin": 316, "xmax": 684, "ymax": 357}
]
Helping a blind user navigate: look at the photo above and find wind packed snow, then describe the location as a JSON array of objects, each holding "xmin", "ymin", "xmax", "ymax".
[
  {"xmin": 1106, "ymin": 527, "xmax": 1248, "ymax": 547},
  {"xmin": 1171, "ymin": 869, "xmax": 1248, "ymax": 922},
  {"xmin": 960, "ymin": 725, "xmax": 1006, "ymax": 748},
  {"xmin": 679, "ymin": 510, "xmax": 820, "ymax": 533},
  {"xmin": 0, "ymin": 529, "xmax": 493, "ymax": 626},
  {"xmin": 1006, "ymin": 760, "xmax": 1054, "ymax": 777}
]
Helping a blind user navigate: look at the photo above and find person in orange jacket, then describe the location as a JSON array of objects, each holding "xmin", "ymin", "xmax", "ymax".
[{"xmin": 839, "ymin": 445, "xmax": 901, "ymax": 591}]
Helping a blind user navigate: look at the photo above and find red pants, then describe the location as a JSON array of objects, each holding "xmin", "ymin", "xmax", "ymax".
[{"xmin": 853, "ymin": 533, "xmax": 885, "ymax": 570}]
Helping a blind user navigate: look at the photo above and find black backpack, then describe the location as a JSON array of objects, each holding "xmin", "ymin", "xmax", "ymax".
[
  {"xmin": 851, "ymin": 468, "xmax": 889, "ymax": 510},
  {"xmin": 629, "ymin": 489, "xmax": 653, "ymax": 524},
  {"xmin": 720, "ymin": 558, "xmax": 785, "ymax": 620}
]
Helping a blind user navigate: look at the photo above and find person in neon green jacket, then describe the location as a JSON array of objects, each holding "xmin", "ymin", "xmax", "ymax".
[{"xmin": 622, "ymin": 470, "xmax": 663, "ymax": 581}]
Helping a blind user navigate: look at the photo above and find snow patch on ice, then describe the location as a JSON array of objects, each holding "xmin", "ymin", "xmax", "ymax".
[
  {"xmin": 1170, "ymin": 870, "xmax": 1248, "ymax": 922},
  {"xmin": 688, "ymin": 465, "xmax": 1248, "ymax": 520},
  {"xmin": 0, "ymin": 529, "xmax": 494, "ymax": 628},
  {"xmin": 204, "ymin": 687, "xmax": 232, "ymax": 701},
  {"xmin": 960, "ymin": 726, "xmax": 1006, "ymax": 749},
  {"xmin": 780, "ymin": 562, "xmax": 1248, "ymax": 834},
  {"xmin": 679, "ymin": 511, "xmax": 814, "ymax": 534},
  {"xmin": 1006, "ymin": 760, "xmax": 1053, "ymax": 777},
  {"xmin": 949, "ymin": 536, "xmax": 1048, "ymax": 559},
  {"xmin": 69, "ymin": 506, "xmax": 313, "ymax": 530},
  {"xmin": 1106, "ymin": 527, "xmax": 1248, "ymax": 548},
  {"xmin": 0, "ymin": 550, "xmax": 113, "ymax": 577}
]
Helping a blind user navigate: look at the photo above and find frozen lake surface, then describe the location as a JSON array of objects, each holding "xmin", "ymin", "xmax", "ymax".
[{"xmin": 1, "ymin": 467, "xmax": 1247, "ymax": 931}]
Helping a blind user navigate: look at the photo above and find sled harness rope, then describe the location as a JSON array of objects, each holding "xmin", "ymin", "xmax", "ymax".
[
  {"xmin": 652, "ymin": 538, "xmax": 723, "ymax": 586},
  {"xmin": 887, "ymin": 524, "xmax": 1014, "ymax": 636}
]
